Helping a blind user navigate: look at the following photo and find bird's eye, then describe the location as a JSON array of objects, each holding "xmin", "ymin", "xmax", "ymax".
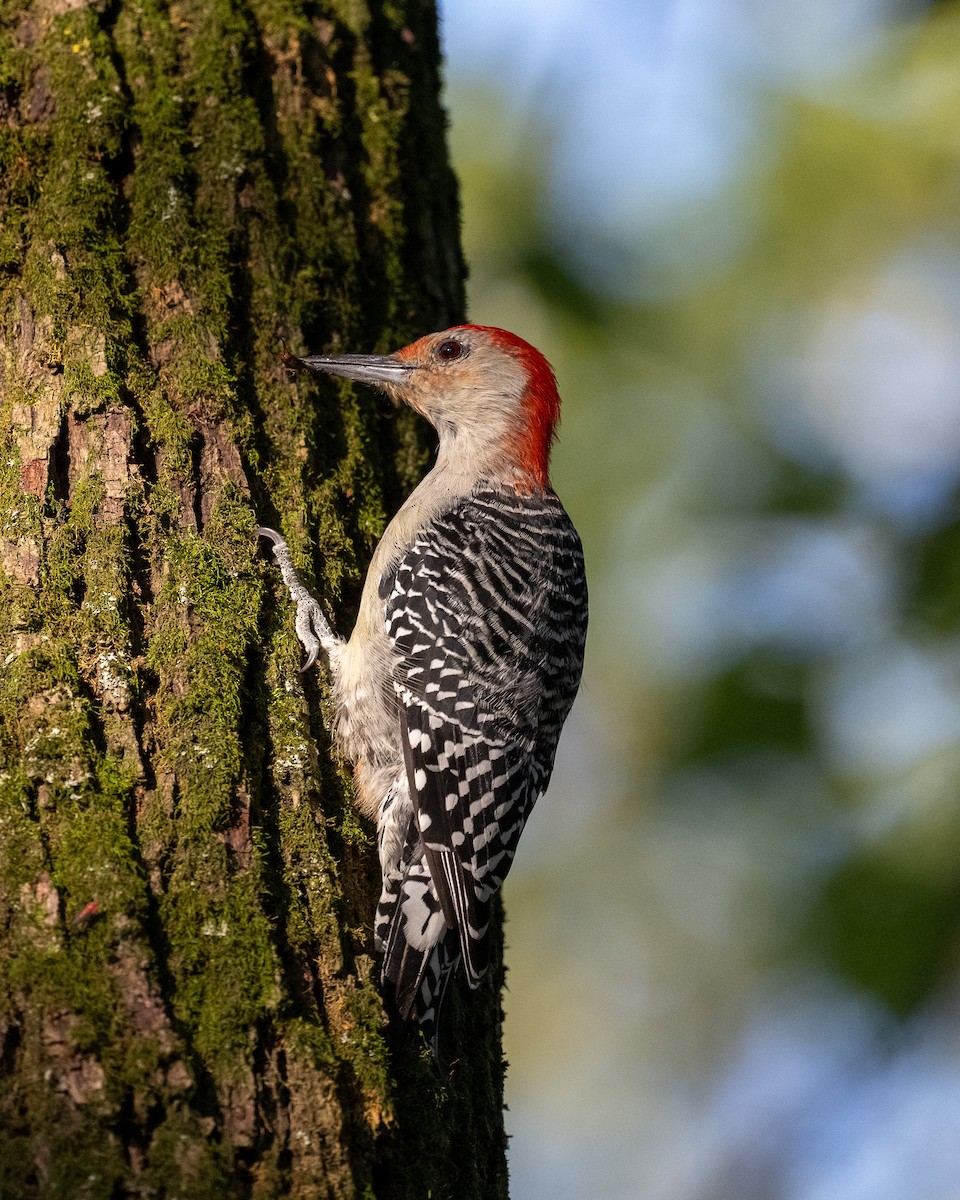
[{"xmin": 436, "ymin": 339, "xmax": 464, "ymax": 361}]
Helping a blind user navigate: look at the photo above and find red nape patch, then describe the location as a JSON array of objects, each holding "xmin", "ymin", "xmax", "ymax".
[{"xmin": 453, "ymin": 324, "xmax": 561, "ymax": 488}]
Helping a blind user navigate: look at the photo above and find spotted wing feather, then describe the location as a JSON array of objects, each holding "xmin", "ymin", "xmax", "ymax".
[{"xmin": 381, "ymin": 483, "xmax": 586, "ymax": 1024}]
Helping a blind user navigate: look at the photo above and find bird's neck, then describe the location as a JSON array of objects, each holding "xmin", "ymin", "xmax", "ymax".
[{"xmin": 433, "ymin": 412, "xmax": 551, "ymax": 493}]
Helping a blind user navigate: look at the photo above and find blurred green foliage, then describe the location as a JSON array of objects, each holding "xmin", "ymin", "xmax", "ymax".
[
  {"xmin": 811, "ymin": 856, "xmax": 960, "ymax": 1014},
  {"xmin": 449, "ymin": 0, "xmax": 960, "ymax": 1079}
]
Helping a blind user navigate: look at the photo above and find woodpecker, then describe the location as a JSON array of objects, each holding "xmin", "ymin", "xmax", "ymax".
[{"xmin": 258, "ymin": 324, "xmax": 587, "ymax": 1055}]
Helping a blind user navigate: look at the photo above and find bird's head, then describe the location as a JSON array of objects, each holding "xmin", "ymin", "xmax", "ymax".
[{"xmin": 294, "ymin": 325, "xmax": 561, "ymax": 489}]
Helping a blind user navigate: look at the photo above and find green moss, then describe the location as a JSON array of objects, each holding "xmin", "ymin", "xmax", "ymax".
[
  {"xmin": 139, "ymin": 384, "xmax": 197, "ymax": 482},
  {"xmin": 15, "ymin": 17, "xmax": 131, "ymax": 347},
  {"xmin": 0, "ymin": 387, "xmax": 47, "ymax": 550},
  {"xmin": 52, "ymin": 765, "xmax": 144, "ymax": 916},
  {"xmin": 274, "ymin": 783, "xmax": 343, "ymax": 947},
  {"xmin": 62, "ymin": 360, "xmax": 122, "ymax": 417},
  {"xmin": 283, "ymin": 1013, "xmax": 338, "ymax": 1071},
  {"xmin": 164, "ymin": 860, "xmax": 281, "ymax": 1072},
  {"xmin": 143, "ymin": 1107, "xmax": 234, "ymax": 1198},
  {"xmin": 339, "ymin": 972, "xmax": 391, "ymax": 1099},
  {"xmin": 42, "ymin": 477, "xmax": 104, "ymax": 602},
  {"xmin": 44, "ymin": 1129, "xmax": 126, "ymax": 1200},
  {"xmin": 326, "ymin": 0, "xmax": 372, "ymax": 36},
  {"xmin": 0, "ymin": 1135, "xmax": 34, "ymax": 1199},
  {"xmin": 0, "ymin": 770, "xmax": 46, "ymax": 893},
  {"xmin": 147, "ymin": 530, "xmax": 260, "ymax": 811}
]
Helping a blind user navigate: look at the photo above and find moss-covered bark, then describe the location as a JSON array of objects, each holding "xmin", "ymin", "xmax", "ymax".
[{"xmin": 0, "ymin": 2, "xmax": 508, "ymax": 1196}]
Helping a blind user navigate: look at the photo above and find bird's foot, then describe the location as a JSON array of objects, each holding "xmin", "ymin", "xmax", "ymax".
[{"xmin": 256, "ymin": 527, "xmax": 339, "ymax": 671}]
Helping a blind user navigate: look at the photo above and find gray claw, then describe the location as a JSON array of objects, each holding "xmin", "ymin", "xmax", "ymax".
[
  {"xmin": 256, "ymin": 526, "xmax": 284, "ymax": 546},
  {"xmin": 256, "ymin": 526, "xmax": 341, "ymax": 669}
]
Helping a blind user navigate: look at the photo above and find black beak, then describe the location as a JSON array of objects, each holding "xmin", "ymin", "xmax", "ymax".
[{"xmin": 290, "ymin": 352, "xmax": 415, "ymax": 387}]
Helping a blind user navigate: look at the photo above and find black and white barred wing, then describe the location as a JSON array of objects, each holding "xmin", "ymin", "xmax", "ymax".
[{"xmin": 384, "ymin": 485, "xmax": 587, "ymax": 993}]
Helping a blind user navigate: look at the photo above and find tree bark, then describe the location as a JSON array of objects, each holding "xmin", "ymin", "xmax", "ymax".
[{"xmin": 0, "ymin": 1, "xmax": 508, "ymax": 1196}]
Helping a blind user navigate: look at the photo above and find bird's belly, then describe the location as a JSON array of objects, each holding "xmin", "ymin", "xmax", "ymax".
[{"xmin": 331, "ymin": 629, "xmax": 401, "ymax": 817}]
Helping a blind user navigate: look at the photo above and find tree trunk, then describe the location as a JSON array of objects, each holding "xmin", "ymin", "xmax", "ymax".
[{"xmin": 0, "ymin": 1, "xmax": 508, "ymax": 1196}]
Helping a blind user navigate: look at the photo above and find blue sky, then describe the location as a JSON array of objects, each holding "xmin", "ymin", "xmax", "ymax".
[{"xmin": 439, "ymin": 0, "xmax": 918, "ymax": 236}]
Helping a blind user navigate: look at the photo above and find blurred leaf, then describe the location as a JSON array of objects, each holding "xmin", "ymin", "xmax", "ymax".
[
  {"xmin": 907, "ymin": 506, "xmax": 960, "ymax": 632},
  {"xmin": 676, "ymin": 655, "xmax": 813, "ymax": 762},
  {"xmin": 810, "ymin": 857, "xmax": 960, "ymax": 1015},
  {"xmin": 517, "ymin": 248, "xmax": 605, "ymax": 326},
  {"xmin": 765, "ymin": 456, "xmax": 850, "ymax": 517}
]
